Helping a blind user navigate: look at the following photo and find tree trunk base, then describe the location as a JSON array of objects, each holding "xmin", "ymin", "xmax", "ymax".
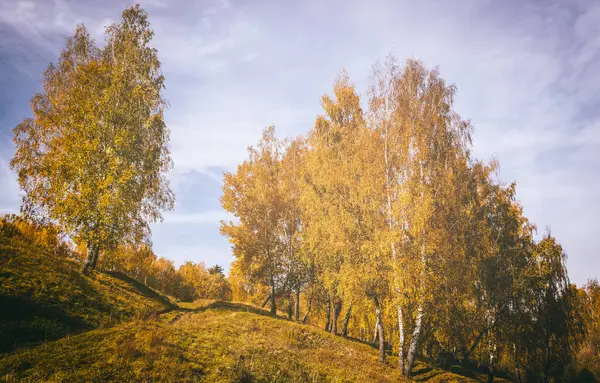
[{"xmin": 82, "ymin": 244, "xmax": 99, "ymax": 275}]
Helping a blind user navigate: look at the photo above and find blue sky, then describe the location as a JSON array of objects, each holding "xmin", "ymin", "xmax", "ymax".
[{"xmin": 1, "ymin": 0, "xmax": 599, "ymax": 285}]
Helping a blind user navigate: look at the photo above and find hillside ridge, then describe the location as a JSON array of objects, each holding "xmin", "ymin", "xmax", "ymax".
[
  {"xmin": 1, "ymin": 299, "xmax": 502, "ymax": 382},
  {"xmin": 0, "ymin": 221, "xmax": 506, "ymax": 382},
  {"xmin": 0, "ymin": 230, "xmax": 176, "ymax": 354}
]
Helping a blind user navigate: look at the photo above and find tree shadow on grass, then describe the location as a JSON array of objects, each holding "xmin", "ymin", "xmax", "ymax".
[
  {"xmin": 333, "ymin": 333, "xmax": 397, "ymax": 357},
  {"xmin": 103, "ymin": 270, "xmax": 177, "ymax": 311},
  {"xmin": 186, "ymin": 301, "xmax": 278, "ymax": 318},
  {"xmin": 449, "ymin": 364, "xmax": 480, "ymax": 379},
  {"xmin": 0, "ymin": 295, "xmax": 91, "ymax": 353},
  {"xmin": 411, "ymin": 367, "xmax": 441, "ymax": 381}
]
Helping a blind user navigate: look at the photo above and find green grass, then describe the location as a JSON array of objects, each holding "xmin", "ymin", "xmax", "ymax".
[
  {"xmin": 0, "ymin": 301, "xmax": 399, "ymax": 382},
  {"xmin": 0, "ymin": 233, "xmax": 176, "ymax": 353},
  {"xmin": 1, "ymin": 231, "xmax": 509, "ymax": 382},
  {"xmin": 0, "ymin": 300, "xmax": 511, "ymax": 383}
]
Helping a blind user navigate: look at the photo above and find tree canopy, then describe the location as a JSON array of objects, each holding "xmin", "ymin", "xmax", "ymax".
[
  {"xmin": 7, "ymin": 5, "xmax": 596, "ymax": 378},
  {"xmin": 10, "ymin": 5, "xmax": 174, "ymax": 273},
  {"xmin": 220, "ymin": 55, "xmax": 591, "ymax": 381}
]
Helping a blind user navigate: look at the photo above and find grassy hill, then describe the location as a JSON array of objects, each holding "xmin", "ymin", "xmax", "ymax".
[
  {"xmin": 0, "ymin": 300, "xmax": 508, "ymax": 383},
  {"xmin": 0, "ymin": 226, "xmax": 508, "ymax": 382},
  {"xmin": 0, "ymin": 228, "xmax": 176, "ymax": 353}
]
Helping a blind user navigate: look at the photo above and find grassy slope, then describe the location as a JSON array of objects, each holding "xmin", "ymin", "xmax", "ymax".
[
  {"xmin": 0, "ymin": 234, "xmax": 176, "ymax": 353},
  {"xmin": 0, "ymin": 234, "xmax": 509, "ymax": 382},
  {"xmin": 0, "ymin": 300, "xmax": 509, "ymax": 383}
]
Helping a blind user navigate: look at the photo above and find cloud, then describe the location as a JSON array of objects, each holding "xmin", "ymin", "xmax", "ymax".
[
  {"xmin": 153, "ymin": 243, "xmax": 235, "ymax": 269},
  {"xmin": 0, "ymin": 158, "xmax": 20, "ymax": 213},
  {"xmin": 0, "ymin": 0, "xmax": 599, "ymax": 283},
  {"xmin": 161, "ymin": 210, "xmax": 233, "ymax": 225}
]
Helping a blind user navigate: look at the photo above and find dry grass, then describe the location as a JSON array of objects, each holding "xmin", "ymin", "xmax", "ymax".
[
  {"xmin": 0, "ymin": 301, "xmax": 508, "ymax": 382},
  {"xmin": 0, "ymin": 231, "xmax": 508, "ymax": 382},
  {"xmin": 0, "ymin": 233, "xmax": 176, "ymax": 353}
]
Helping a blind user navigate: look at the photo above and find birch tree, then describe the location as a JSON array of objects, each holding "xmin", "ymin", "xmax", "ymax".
[
  {"xmin": 368, "ymin": 57, "xmax": 472, "ymax": 376},
  {"xmin": 221, "ymin": 127, "xmax": 285, "ymax": 315},
  {"xmin": 280, "ymin": 138, "xmax": 311, "ymax": 320},
  {"xmin": 10, "ymin": 5, "xmax": 174, "ymax": 274},
  {"xmin": 302, "ymin": 72, "xmax": 365, "ymax": 336}
]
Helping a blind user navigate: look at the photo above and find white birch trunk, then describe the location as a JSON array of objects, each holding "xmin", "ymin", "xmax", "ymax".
[
  {"xmin": 404, "ymin": 304, "xmax": 423, "ymax": 377},
  {"xmin": 398, "ymin": 306, "xmax": 405, "ymax": 373}
]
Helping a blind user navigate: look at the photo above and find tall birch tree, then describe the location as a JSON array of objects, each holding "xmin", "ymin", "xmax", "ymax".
[
  {"xmin": 10, "ymin": 5, "xmax": 174, "ymax": 274},
  {"xmin": 221, "ymin": 127, "xmax": 285, "ymax": 315}
]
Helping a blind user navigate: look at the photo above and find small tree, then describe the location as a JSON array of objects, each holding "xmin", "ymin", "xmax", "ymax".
[
  {"xmin": 208, "ymin": 264, "xmax": 225, "ymax": 276},
  {"xmin": 10, "ymin": 5, "xmax": 174, "ymax": 274},
  {"xmin": 221, "ymin": 127, "xmax": 285, "ymax": 315}
]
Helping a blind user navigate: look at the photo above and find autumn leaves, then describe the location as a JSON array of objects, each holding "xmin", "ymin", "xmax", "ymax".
[
  {"xmin": 9, "ymin": 4, "xmax": 584, "ymax": 379},
  {"xmin": 219, "ymin": 55, "xmax": 582, "ymax": 379},
  {"xmin": 221, "ymin": 57, "xmax": 476, "ymax": 376},
  {"xmin": 10, "ymin": 6, "xmax": 174, "ymax": 274}
]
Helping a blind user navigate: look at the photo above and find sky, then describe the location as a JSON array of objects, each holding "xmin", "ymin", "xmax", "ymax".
[{"xmin": 0, "ymin": 0, "xmax": 599, "ymax": 285}]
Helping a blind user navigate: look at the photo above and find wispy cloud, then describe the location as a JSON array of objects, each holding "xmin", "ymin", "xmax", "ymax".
[
  {"xmin": 162, "ymin": 210, "xmax": 233, "ymax": 225},
  {"xmin": 0, "ymin": 159, "xmax": 19, "ymax": 212},
  {"xmin": 1, "ymin": 0, "xmax": 599, "ymax": 282}
]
